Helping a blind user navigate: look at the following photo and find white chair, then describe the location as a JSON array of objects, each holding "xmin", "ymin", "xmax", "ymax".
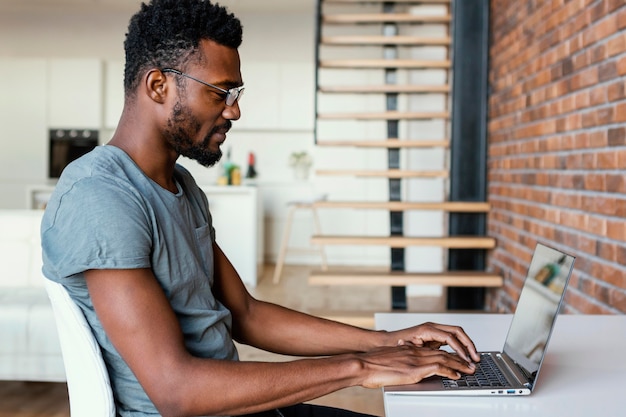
[{"xmin": 44, "ymin": 279, "xmax": 116, "ymax": 417}]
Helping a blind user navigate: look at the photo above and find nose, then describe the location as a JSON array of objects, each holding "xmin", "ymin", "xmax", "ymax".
[{"xmin": 222, "ymin": 100, "xmax": 241, "ymax": 121}]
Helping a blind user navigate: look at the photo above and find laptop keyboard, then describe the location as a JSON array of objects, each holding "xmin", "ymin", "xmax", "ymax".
[{"xmin": 442, "ymin": 354, "xmax": 511, "ymax": 389}]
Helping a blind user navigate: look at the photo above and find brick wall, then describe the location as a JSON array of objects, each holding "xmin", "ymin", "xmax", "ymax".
[{"xmin": 486, "ymin": 0, "xmax": 626, "ymax": 314}]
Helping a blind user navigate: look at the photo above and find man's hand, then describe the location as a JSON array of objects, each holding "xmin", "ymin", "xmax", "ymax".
[
  {"xmin": 356, "ymin": 344, "xmax": 476, "ymax": 389},
  {"xmin": 386, "ymin": 322, "xmax": 481, "ymax": 364}
]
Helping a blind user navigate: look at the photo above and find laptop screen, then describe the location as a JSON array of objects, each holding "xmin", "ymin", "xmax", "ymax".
[{"xmin": 502, "ymin": 243, "xmax": 575, "ymax": 386}]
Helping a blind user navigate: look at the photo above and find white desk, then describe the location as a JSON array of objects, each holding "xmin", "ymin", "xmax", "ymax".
[{"xmin": 375, "ymin": 313, "xmax": 626, "ymax": 417}]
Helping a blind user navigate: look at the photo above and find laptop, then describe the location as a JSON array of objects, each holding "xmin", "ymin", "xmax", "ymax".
[{"xmin": 384, "ymin": 243, "xmax": 575, "ymax": 397}]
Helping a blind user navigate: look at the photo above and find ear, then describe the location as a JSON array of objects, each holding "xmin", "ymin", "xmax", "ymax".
[{"xmin": 144, "ymin": 69, "xmax": 169, "ymax": 103}]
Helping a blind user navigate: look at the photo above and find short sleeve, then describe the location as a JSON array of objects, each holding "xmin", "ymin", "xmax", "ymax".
[{"xmin": 42, "ymin": 175, "xmax": 153, "ymax": 281}]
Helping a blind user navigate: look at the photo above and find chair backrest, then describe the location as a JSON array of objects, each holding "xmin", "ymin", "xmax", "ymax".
[{"xmin": 44, "ymin": 279, "xmax": 116, "ymax": 417}]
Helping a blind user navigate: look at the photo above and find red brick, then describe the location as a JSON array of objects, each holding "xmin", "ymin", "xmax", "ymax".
[
  {"xmin": 607, "ymin": 79, "xmax": 625, "ymax": 101},
  {"xmin": 599, "ymin": 61, "xmax": 618, "ymax": 81},
  {"xmin": 586, "ymin": 215, "xmax": 607, "ymax": 236},
  {"xmin": 596, "ymin": 241, "xmax": 619, "ymax": 263},
  {"xmin": 600, "ymin": 264, "xmax": 626, "ymax": 290},
  {"xmin": 618, "ymin": 56, "xmax": 626, "ymax": 75},
  {"xmin": 590, "ymin": 85, "xmax": 607, "ymax": 105},
  {"xmin": 618, "ymin": 7, "xmax": 626, "ymax": 29},
  {"xmin": 590, "ymin": 130, "xmax": 609, "ymax": 147},
  {"xmin": 608, "ymin": 127, "xmax": 626, "ymax": 146},
  {"xmin": 610, "ymin": 288, "xmax": 626, "ymax": 314},
  {"xmin": 606, "ymin": 174, "xmax": 626, "ymax": 194},
  {"xmin": 616, "ymin": 149, "xmax": 626, "ymax": 167},
  {"xmin": 607, "ymin": 32, "xmax": 626, "ymax": 56},
  {"xmin": 584, "ymin": 174, "xmax": 606, "ymax": 191},
  {"xmin": 615, "ymin": 102, "xmax": 626, "ymax": 121},
  {"xmin": 596, "ymin": 151, "xmax": 619, "ymax": 170},
  {"xmin": 594, "ymin": 13, "xmax": 618, "ymax": 41},
  {"xmin": 606, "ymin": 220, "xmax": 626, "ymax": 241}
]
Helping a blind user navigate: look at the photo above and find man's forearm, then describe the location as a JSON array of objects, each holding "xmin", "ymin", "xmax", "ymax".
[
  {"xmin": 231, "ymin": 298, "xmax": 391, "ymax": 356},
  {"xmin": 160, "ymin": 353, "xmax": 363, "ymax": 416}
]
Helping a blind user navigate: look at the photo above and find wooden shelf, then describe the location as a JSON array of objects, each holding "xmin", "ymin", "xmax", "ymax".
[
  {"xmin": 323, "ymin": 14, "xmax": 451, "ymax": 24},
  {"xmin": 310, "ymin": 235, "xmax": 497, "ymax": 249},
  {"xmin": 320, "ymin": 59, "xmax": 450, "ymax": 69},
  {"xmin": 308, "ymin": 310, "xmax": 377, "ymax": 328},
  {"xmin": 309, "ymin": 270, "xmax": 503, "ymax": 287},
  {"xmin": 317, "ymin": 110, "xmax": 449, "ymax": 120},
  {"xmin": 318, "ymin": 84, "xmax": 450, "ymax": 94},
  {"xmin": 324, "ymin": 0, "xmax": 451, "ymax": 4},
  {"xmin": 322, "ymin": 36, "xmax": 451, "ymax": 45},
  {"xmin": 312, "ymin": 201, "xmax": 490, "ymax": 212},
  {"xmin": 315, "ymin": 169, "xmax": 448, "ymax": 178},
  {"xmin": 315, "ymin": 139, "xmax": 449, "ymax": 148}
]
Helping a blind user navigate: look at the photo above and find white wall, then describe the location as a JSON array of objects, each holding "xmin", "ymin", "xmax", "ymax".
[
  {"xmin": 0, "ymin": 1, "xmax": 448, "ymax": 274},
  {"xmin": 0, "ymin": 1, "xmax": 344, "ymax": 265}
]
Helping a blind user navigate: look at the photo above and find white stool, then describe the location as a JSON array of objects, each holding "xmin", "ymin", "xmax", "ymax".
[{"xmin": 273, "ymin": 196, "xmax": 328, "ymax": 284}]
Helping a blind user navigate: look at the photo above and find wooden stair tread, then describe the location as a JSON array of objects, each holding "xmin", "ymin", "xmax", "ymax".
[
  {"xmin": 322, "ymin": 35, "xmax": 450, "ymax": 45},
  {"xmin": 315, "ymin": 169, "xmax": 448, "ymax": 178},
  {"xmin": 310, "ymin": 235, "xmax": 496, "ymax": 249},
  {"xmin": 309, "ymin": 270, "xmax": 503, "ymax": 287},
  {"xmin": 308, "ymin": 310, "xmax": 377, "ymax": 328},
  {"xmin": 319, "ymin": 84, "xmax": 450, "ymax": 93},
  {"xmin": 324, "ymin": 0, "xmax": 451, "ymax": 4},
  {"xmin": 315, "ymin": 139, "xmax": 449, "ymax": 148},
  {"xmin": 312, "ymin": 201, "xmax": 490, "ymax": 212},
  {"xmin": 323, "ymin": 14, "xmax": 451, "ymax": 24},
  {"xmin": 317, "ymin": 111, "xmax": 449, "ymax": 120},
  {"xmin": 320, "ymin": 59, "xmax": 450, "ymax": 69}
]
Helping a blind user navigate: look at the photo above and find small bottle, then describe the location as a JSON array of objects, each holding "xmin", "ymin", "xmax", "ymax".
[
  {"xmin": 222, "ymin": 147, "xmax": 233, "ymax": 185},
  {"xmin": 216, "ymin": 159, "xmax": 228, "ymax": 186},
  {"xmin": 245, "ymin": 152, "xmax": 257, "ymax": 180},
  {"xmin": 231, "ymin": 166, "xmax": 241, "ymax": 185},
  {"xmin": 546, "ymin": 255, "xmax": 568, "ymax": 292},
  {"xmin": 534, "ymin": 256, "xmax": 566, "ymax": 286}
]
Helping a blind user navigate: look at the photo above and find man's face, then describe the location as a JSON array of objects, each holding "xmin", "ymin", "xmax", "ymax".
[
  {"xmin": 164, "ymin": 101, "xmax": 231, "ymax": 167},
  {"xmin": 163, "ymin": 40, "xmax": 242, "ymax": 167}
]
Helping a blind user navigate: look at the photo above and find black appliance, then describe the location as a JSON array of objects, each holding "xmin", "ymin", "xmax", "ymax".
[{"xmin": 49, "ymin": 128, "xmax": 98, "ymax": 178}]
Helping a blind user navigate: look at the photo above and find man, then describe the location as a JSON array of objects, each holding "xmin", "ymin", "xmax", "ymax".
[{"xmin": 41, "ymin": 1, "xmax": 479, "ymax": 416}]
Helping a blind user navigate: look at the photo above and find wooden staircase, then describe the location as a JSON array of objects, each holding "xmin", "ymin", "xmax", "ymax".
[{"xmin": 313, "ymin": 0, "xmax": 500, "ymax": 311}]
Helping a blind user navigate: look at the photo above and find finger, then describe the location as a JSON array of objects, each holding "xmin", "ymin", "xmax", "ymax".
[
  {"xmin": 410, "ymin": 352, "xmax": 476, "ymax": 381},
  {"xmin": 402, "ymin": 345, "xmax": 476, "ymax": 374},
  {"xmin": 430, "ymin": 323, "xmax": 481, "ymax": 363},
  {"xmin": 416, "ymin": 323, "xmax": 480, "ymax": 363}
]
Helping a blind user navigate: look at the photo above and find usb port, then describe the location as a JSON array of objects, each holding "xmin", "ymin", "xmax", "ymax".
[{"xmin": 507, "ymin": 390, "xmax": 516, "ymax": 394}]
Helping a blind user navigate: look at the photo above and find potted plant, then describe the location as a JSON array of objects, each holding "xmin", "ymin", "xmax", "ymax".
[{"xmin": 288, "ymin": 151, "xmax": 313, "ymax": 180}]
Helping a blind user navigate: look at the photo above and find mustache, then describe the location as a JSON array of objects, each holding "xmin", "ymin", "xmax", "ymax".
[
  {"xmin": 201, "ymin": 120, "xmax": 232, "ymax": 149},
  {"xmin": 216, "ymin": 120, "xmax": 232, "ymax": 133}
]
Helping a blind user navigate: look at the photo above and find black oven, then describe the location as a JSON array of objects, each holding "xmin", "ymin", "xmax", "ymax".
[{"xmin": 49, "ymin": 128, "xmax": 98, "ymax": 178}]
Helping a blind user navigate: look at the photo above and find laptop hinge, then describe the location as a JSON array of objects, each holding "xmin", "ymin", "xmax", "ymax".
[{"xmin": 498, "ymin": 353, "xmax": 533, "ymax": 388}]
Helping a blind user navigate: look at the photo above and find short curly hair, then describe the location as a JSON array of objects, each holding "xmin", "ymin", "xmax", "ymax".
[{"xmin": 123, "ymin": 0, "xmax": 243, "ymax": 95}]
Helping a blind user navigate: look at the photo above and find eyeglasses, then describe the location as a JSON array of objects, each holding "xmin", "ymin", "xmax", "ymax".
[{"xmin": 162, "ymin": 68, "xmax": 244, "ymax": 106}]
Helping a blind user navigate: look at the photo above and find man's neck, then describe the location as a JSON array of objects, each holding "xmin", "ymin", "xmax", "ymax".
[{"xmin": 108, "ymin": 123, "xmax": 179, "ymax": 194}]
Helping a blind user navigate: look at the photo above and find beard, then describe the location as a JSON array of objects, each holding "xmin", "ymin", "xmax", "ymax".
[{"xmin": 165, "ymin": 101, "xmax": 230, "ymax": 167}]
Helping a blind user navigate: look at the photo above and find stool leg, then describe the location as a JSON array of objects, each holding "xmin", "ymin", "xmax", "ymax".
[
  {"xmin": 311, "ymin": 207, "xmax": 328, "ymax": 271},
  {"xmin": 273, "ymin": 206, "xmax": 296, "ymax": 284}
]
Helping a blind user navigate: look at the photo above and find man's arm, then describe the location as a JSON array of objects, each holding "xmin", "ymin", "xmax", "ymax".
[
  {"xmin": 85, "ymin": 263, "xmax": 475, "ymax": 417},
  {"xmin": 212, "ymin": 243, "xmax": 480, "ymax": 362}
]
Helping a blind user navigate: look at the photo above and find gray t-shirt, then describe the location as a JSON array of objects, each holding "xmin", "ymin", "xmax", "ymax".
[{"xmin": 41, "ymin": 145, "xmax": 239, "ymax": 416}]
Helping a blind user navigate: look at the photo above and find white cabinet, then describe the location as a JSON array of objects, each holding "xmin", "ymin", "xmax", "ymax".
[
  {"xmin": 237, "ymin": 61, "xmax": 314, "ymax": 131},
  {"xmin": 104, "ymin": 60, "xmax": 124, "ymax": 130},
  {"xmin": 0, "ymin": 58, "xmax": 47, "ymax": 182},
  {"xmin": 47, "ymin": 58, "xmax": 103, "ymax": 129},
  {"xmin": 201, "ymin": 186, "xmax": 263, "ymax": 287}
]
